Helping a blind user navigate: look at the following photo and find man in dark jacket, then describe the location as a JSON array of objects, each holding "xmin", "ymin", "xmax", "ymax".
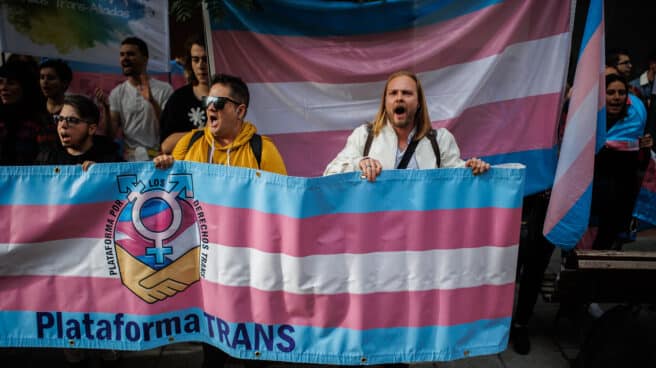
[{"xmin": 36, "ymin": 94, "xmax": 121, "ymax": 168}]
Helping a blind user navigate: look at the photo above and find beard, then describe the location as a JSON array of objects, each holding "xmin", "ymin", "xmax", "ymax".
[
  {"xmin": 386, "ymin": 105, "xmax": 415, "ymax": 128},
  {"xmin": 121, "ymin": 63, "xmax": 141, "ymax": 77}
]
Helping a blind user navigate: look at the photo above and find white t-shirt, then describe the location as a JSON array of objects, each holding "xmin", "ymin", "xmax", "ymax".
[{"xmin": 109, "ymin": 78, "xmax": 173, "ymax": 158}]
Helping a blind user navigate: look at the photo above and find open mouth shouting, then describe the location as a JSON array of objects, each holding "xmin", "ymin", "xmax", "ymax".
[
  {"xmin": 59, "ymin": 131, "xmax": 72, "ymax": 146},
  {"xmin": 391, "ymin": 104, "xmax": 409, "ymax": 124}
]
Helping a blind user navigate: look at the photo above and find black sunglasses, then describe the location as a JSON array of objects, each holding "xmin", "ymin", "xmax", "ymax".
[
  {"xmin": 53, "ymin": 115, "xmax": 89, "ymax": 126},
  {"xmin": 202, "ymin": 96, "xmax": 242, "ymax": 110}
]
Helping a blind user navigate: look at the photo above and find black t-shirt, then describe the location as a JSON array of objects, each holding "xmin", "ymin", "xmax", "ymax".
[
  {"xmin": 160, "ymin": 84, "xmax": 206, "ymax": 143},
  {"xmin": 35, "ymin": 135, "xmax": 123, "ymax": 165}
]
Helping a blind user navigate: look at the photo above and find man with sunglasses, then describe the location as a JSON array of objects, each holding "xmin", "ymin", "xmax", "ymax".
[
  {"xmin": 36, "ymin": 95, "xmax": 122, "ymax": 169},
  {"xmin": 154, "ymin": 73, "xmax": 286, "ymax": 175}
]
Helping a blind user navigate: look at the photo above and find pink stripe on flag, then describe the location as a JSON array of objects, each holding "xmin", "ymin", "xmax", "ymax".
[
  {"xmin": 604, "ymin": 140, "xmax": 640, "ymax": 151},
  {"xmin": 2, "ymin": 204, "xmax": 520, "ymax": 254},
  {"xmin": 567, "ymin": 26, "xmax": 603, "ymax": 118},
  {"xmin": 273, "ymin": 93, "xmax": 561, "ymax": 177},
  {"xmin": 439, "ymin": 94, "xmax": 561, "ymax": 158},
  {"xmin": 543, "ymin": 137, "xmax": 596, "ymax": 234},
  {"xmin": 0, "ymin": 202, "xmax": 113, "ymax": 243},
  {"xmin": 202, "ymin": 206, "xmax": 520, "ymax": 255},
  {"xmin": 0, "ymin": 276, "xmax": 514, "ymax": 329},
  {"xmin": 270, "ymin": 130, "xmax": 349, "ymax": 177},
  {"xmin": 214, "ymin": 0, "xmax": 569, "ymax": 83}
]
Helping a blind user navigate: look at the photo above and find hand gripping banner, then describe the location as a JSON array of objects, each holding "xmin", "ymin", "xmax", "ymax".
[{"xmin": 0, "ymin": 162, "xmax": 524, "ymax": 365}]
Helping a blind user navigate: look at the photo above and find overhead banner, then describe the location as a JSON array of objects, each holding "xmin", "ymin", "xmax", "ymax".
[
  {"xmin": 0, "ymin": 0, "xmax": 170, "ymax": 72},
  {"xmin": 210, "ymin": 0, "xmax": 571, "ymax": 194},
  {"xmin": 0, "ymin": 163, "xmax": 524, "ymax": 365}
]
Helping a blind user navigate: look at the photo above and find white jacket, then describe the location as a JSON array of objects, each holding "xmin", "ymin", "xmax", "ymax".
[{"xmin": 324, "ymin": 123, "xmax": 465, "ymax": 175}]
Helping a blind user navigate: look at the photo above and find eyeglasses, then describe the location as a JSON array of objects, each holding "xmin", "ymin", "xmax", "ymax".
[
  {"xmin": 53, "ymin": 115, "xmax": 88, "ymax": 126},
  {"xmin": 202, "ymin": 96, "xmax": 242, "ymax": 110},
  {"xmin": 617, "ymin": 60, "xmax": 632, "ymax": 66}
]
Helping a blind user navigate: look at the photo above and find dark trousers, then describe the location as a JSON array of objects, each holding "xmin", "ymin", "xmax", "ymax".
[{"xmin": 514, "ymin": 193, "xmax": 555, "ymax": 325}]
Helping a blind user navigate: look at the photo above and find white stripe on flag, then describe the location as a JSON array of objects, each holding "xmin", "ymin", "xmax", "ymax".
[
  {"xmin": 247, "ymin": 34, "xmax": 569, "ymax": 134},
  {"xmin": 552, "ymin": 87, "xmax": 600, "ymax": 183},
  {"xmin": 0, "ymin": 239, "xmax": 119, "ymax": 278},
  {"xmin": 207, "ymin": 243, "xmax": 518, "ymax": 294},
  {"xmin": 1, "ymin": 240, "xmax": 518, "ymax": 294}
]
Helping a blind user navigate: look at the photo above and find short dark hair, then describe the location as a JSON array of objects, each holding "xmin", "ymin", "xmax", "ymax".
[
  {"xmin": 121, "ymin": 37, "xmax": 149, "ymax": 58},
  {"xmin": 606, "ymin": 48, "xmax": 630, "ymax": 67},
  {"xmin": 648, "ymin": 50, "xmax": 656, "ymax": 64},
  {"xmin": 39, "ymin": 59, "xmax": 73, "ymax": 85},
  {"xmin": 63, "ymin": 95, "xmax": 100, "ymax": 125},
  {"xmin": 211, "ymin": 73, "xmax": 250, "ymax": 109},
  {"xmin": 184, "ymin": 34, "xmax": 206, "ymax": 86},
  {"xmin": 0, "ymin": 60, "xmax": 44, "ymax": 110}
]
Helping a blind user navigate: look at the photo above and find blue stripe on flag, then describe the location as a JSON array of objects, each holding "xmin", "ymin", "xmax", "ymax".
[
  {"xmin": 214, "ymin": 0, "xmax": 504, "ymax": 36},
  {"xmin": 596, "ymin": 107, "xmax": 607, "ymax": 152},
  {"xmin": 0, "ymin": 310, "xmax": 510, "ymax": 364},
  {"xmin": 578, "ymin": 0, "xmax": 603, "ymax": 59},
  {"xmin": 0, "ymin": 163, "xmax": 525, "ymax": 216},
  {"xmin": 634, "ymin": 187, "xmax": 656, "ymax": 227},
  {"xmin": 546, "ymin": 183, "xmax": 594, "ymax": 249},
  {"xmin": 483, "ymin": 147, "xmax": 558, "ymax": 195}
]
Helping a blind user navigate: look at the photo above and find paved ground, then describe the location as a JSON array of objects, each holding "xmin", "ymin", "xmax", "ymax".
[{"xmin": 3, "ymin": 231, "xmax": 655, "ymax": 368}]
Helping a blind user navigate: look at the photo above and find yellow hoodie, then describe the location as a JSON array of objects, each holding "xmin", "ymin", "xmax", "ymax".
[{"xmin": 172, "ymin": 121, "xmax": 287, "ymax": 175}]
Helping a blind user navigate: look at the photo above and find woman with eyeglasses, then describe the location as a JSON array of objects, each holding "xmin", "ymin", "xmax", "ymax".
[
  {"xmin": 590, "ymin": 73, "xmax": 650, "ymax": 250},
  {"xmin": 0, "ymin": 60, "xmax": 56, "ymax": 165}
]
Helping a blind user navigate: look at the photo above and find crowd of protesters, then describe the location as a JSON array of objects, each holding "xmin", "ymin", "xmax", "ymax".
[
  {"xmin": 510, "ymin": 48, "xmax": 654, "ymax": 356},
  {"xmin": 1, "ymin": 36, "xmax": 655, "ymax": 367}
]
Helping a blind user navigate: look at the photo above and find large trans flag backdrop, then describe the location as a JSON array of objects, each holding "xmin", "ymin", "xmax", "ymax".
[
  {"xmin": 211, "ymin": 0, "xmax": 572, "ymax": 194},
  {"xmin": 0, "ymin": 0, "xmax": 170, "ymax": 72},
  {"xmin": 0, "ymin": 162, "xmax": 525, "ymax": 364}
]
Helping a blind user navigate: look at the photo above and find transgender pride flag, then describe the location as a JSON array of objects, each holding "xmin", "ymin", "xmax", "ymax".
[
  {"xmin": 544, "ymin": 0, "xmax": 605, "ymax": 248},
  {"xmin": 211, "ymin": 0, "xmax": 572, "ymax": 194},
  {"xmin": 0, "ymin": 162, "xmax": 525, "ymax": 364},
  {"xmin": 634, "ymin": 151, "xmax": 656, "ymax": 227}
]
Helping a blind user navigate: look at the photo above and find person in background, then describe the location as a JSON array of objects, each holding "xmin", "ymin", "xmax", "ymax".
[
  {"xmin": 108, "ymin": 36, "xmax": 173, "ymax": 161},
  {"xmin": 39, "ymin": 59, "xmax": 73, "ymax": 117},
  {"xmin": 0, "ymin": 61, "xmax": 55, "ymax": 164},
  {"xmin": 629, "ymin": 51, "xmax": 656, "ymax": 106},
  {"xmin": 607, "ymin": 48, "xmax": 643, "ymax": 98},
  {"xmin": 160, "ymin": 34, "xmax": 210, "ymax": 154},
  {"xmin": 591, "ymin": 73, "xmax": 650, "ymax": 250}
]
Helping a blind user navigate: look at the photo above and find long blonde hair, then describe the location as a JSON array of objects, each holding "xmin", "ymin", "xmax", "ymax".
[{"xmin": 370, "ymin": 70, "xmax": 432, "ymax": 141}]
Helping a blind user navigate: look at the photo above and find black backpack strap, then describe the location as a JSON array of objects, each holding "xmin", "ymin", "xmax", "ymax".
[
  {"xmin": 363, "ymin": 123, "xmax": 375, "ymax": 157},
  {"xmin": 185, "ymin": 130, "xmax": 205, "ymax": 154},
  {"xmin": 426, "ymin": 129, "xmax": 441, "ymax": 168},
  {"xmin": 396, "ymin": 139, "xmax": 421, "ymax": 169},
  {"xmin": 249, "ymin": 133, "xmax": 262, "ymax": 169}
]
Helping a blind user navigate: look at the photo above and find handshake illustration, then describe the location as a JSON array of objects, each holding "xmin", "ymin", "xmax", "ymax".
[{"xmin": 115, "ymin": 246, "xmax": 200, "ymax": 303}]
